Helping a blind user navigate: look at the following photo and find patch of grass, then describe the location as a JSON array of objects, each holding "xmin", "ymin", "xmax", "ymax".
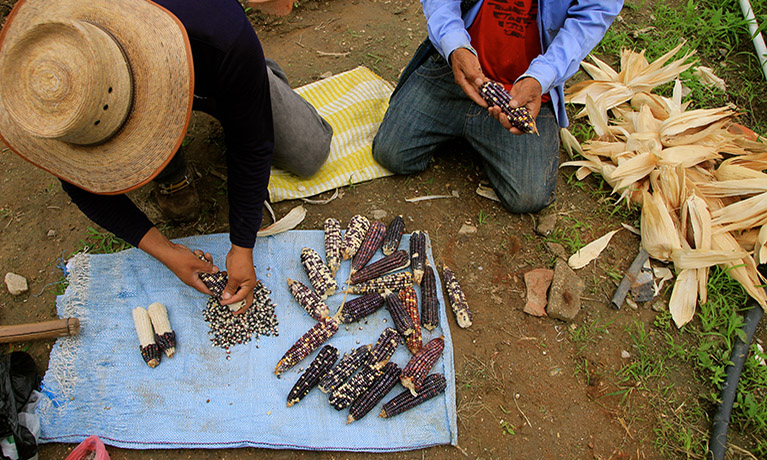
[
  {"xmin": 569, "ymin": 316, "xmax": 615, "ymax": 354},
  {"xmin": 76, "ymin": 227, "xmax": 131, "ymax": 255},
  {"xmin": 477, "ymin": 210, "xmax": 490, "ymax": 226},
  {"xmin": 543, "ymin": 215, "xmax": 591, "ymax": 254}
]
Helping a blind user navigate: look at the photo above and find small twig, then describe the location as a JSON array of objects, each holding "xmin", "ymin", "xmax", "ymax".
[
  {"xmin": 453, "ymin": 444, "xmax": 469, "ymax": 457},
  {"xmin": 1, "ymin": 148, "xmax": 10, "ymax": 154},
  {"xmin": 512, "ymin": 392, "xmax": 532, "ymax": 428},
  {"xmin": 316, "ymin": 50, "xmax": 350, "ymax": 57}
]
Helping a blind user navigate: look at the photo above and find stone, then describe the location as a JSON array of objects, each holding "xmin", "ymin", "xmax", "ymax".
[
  {"xmin": 523, "ymin": 268, "xmax": 554, "ymax": 317},
  {"xmin": 547, "ymin": 260, "xmax": 584, "ymax": 321},
  {"xmin": 545, "ymin": 242, "xmax": 567, "ymax": 260},
  {"xmin": 621, "ymin": 350, "xmax": 631, "ymax": 359},
  {"xmin": 371, "ymin": 209, "xmax": 387, "ymax": 220},
  {"xmin": 535, "ymin": 213, "xmax": 557, "ymax": 236},
  {"xmin": 47, "ymin": 229, "xmax": 56, "ymax": 238},
  {"xmin": 4, "ymin": 272, "xmax": 28, "ymax": 296},
  {"xmin": 458, "ymin": 224, "xmax": 477, "ymax": 235},
  {"xmin": 319, "ymin": 71, "xmax": 333, "ymax": 79}
]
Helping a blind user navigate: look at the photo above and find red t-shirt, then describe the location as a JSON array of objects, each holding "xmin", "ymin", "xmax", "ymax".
[{"xmin": 468, "ymin": 0, "xmax": 550, "ymax": 102}]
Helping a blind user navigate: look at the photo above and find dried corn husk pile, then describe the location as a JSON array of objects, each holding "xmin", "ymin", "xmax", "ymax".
[{"xmin": 561, "ymin": 42, "xmax": 767, "ymax": 327}]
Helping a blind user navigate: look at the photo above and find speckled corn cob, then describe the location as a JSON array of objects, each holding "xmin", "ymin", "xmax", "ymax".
[
  {"xmin": 401, "ymin": 336, "xmax": 444, "ymax": 395},
  {"xmin": 301, "ymin": 247, "xmax": 337, "ymax": 300},
  {"xmin": 318, "ymin": 345, "xmax": 371, "ymax": 393},
  {"xmin": 383, "ymin": 289, "xmax": 415, "ymax": 337},
  {"xmin": 324, "ymin": 218, "xmax": 342, "ymax": 276},
  {"xmin": 147, "ymin": 302, "xmax": 176, "ymax": 358},
  {"xmin": 350, "ymin": 221, "xmax": 386, "ymax": 276},
  {"xmin": 342, "ymin": 272, "xmax": 413, "ymax": 295},
  {"xmin": 347, "ymin": 362, "xmax": 401, "ymax": 424},
  {"xmin": 287, "ymin": 344, "xmax": 339, "ymax": 407},
  {"xmin": 274, "ymin": 316, "xmax": 339, "ymax": 376},
  {"xmin": 341, "ymin": 215, "xmax": 370, "ymax": 260},
  {"xmin": 399, "ymin": 288, "xmax": 422, "ymax": 354},
  {"xmin": 420, "ymin": 262, "xmax": 439, "ymax": 331},
  {"xmin": 443, "ymin": 265, "xmax": 473, "ymax": 328},
  {"xmin": 199, "ymin": 269, "xmax": 228, "ymax": 298},
  {"xmin": 287, "ymin": 278, "xmax": 330, "ymax": 321},
  {"xmin": 349, "ymin": 249, "xmax": 410, "ymax": 285},
  {"xmin": 336, "ymin": 293, "xmax": 384, "ymax": 324},
  {"xmin": 381, "ymin": 215, "xmax": 405, "ymax": 256},
  {"xmin": 366, "ymin": 327, "xmax": 401, "ymax": 370},
  {"xmin": 329, "ymin": 364, "xmax": 381, "ymax": 410},
  {"xmin": 379, "ymin": 374, "xmax": 447, "ymax": 418},
  {"xmin": 409, "ymin": 231, "xmax": 426, "ymax": 285},
  {"xmin": 480, "ymin": 80, "xmax": 539, "ymax": 135},
  {"xmin": 133, "ymin": 307, "xmax": 160, "ymax": 368}
]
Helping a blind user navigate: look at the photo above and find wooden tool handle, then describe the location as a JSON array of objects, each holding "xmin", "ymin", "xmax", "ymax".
[{"xmin": 0, "ymin": 318, "xmax": 80, "ymax": 343}]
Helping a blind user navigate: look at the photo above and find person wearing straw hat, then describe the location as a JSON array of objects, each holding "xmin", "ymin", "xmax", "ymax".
[{"xmin": 0, "ymin": 0, "xmax": 333, "ymax": 311}]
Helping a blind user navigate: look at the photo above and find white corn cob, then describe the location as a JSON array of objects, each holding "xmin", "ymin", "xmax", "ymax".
[
  {"xmin": 132, "ymin": 307, "xmax": 160, "ymax": 368},
  {"xmin": 147, "ymin": 302, "xmax": 176, "ymax": 358}
]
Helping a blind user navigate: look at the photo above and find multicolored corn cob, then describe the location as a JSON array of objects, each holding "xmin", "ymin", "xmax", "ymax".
[
  {"xmin": 300, "ymin": 247, "xmax": 337, "ymax": 300},
  {"xmin": 420, "ymin": 262, "xmax": 439, "ymax": 331},
  {"xmin": 132, "ymin": 307, "xmax": 160, "ymax": 368},
  {"xmin": 336, "ymin": 293, "xmax": 384, "ymax": 324},
  {"xmin": 287, "ymin": 278, "xmax": 330, "ymax": 321},
  {"xmin": 350, "ymin": 221, "xmax": 386, "ymax": 275},
  {"xmin": 274, "ymin": 316, "xmax": 339, "ymax": 375},
  {"xmin": 479, "ymin": 80, "xmax": 539, "ymax": 135},
  {"xmin": 347, "ymin": 362, "xmax": 401, "ymax": 424},
  {"xmin": 381, "ymin": 215, "xmax": 405, "ymax": 256},
  {"xmin": 147, "ymin": 302, "xmax": 176, "ymax": 358},
  {"xmin": 399, "ymin": 287, "xmax": 423, "ymax": 354},
  {"xmin": 324, "ymin": 218, "xmax": 342, "ymax": 277},
  {"xmin": 366, "ymin": 327, "xmax": 401, "ymax": 370},
  {"xmin": 199, "ymin": 269, "xmax": 228, "ymax": 298},
  {"xmin": 349, "ymin": 249, "xmax": 410, "ymax": 285},
  {"xmin": 287, "ymin": 345, "xmax": 339, "ymax": 407},
  {"xmin": 329, "ymin": 364, "xmax": 381, "ymax": 410},
  {"xmin": 342, "ymin": 272, "xmax": 414, "ymax": 295},
  {"xmin": 379, "ymin": 374, "xmax": 447, "ymax": 418},
  {"xmin": 400, "ymin": 337, "xmax": 444, "ymax": 395},
  {"xmin": 383, "ymin": 289, "xmax": 415, "ymax": 337},
  {"xmin": 409, "ymin": 231, "xmax": 426, "ymax": 285},
  {"xmin": 318, "ymin": 345, "xmax": 371, "ymax": 393},
  {"xmin": 341, "ymin": 215, "xmax": 370, "ymax": 260},
  {"xmin": 443, "ymin": 265, "xmax": 473, "ymax": 328}
]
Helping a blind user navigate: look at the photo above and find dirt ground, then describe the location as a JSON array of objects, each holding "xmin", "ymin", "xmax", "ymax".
[{"xmin": 0, "ymin": 0, "xmax": 765, "ymax": 459}]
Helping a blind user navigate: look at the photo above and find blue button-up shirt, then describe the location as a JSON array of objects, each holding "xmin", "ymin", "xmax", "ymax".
[{"xmin": 422, "ymin": 0, "xmax": 624, "ymax": 127}]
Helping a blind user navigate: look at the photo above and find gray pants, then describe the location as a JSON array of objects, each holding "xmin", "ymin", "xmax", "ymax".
[{"xmin": 156, "ymin": 59, "xmax": 332, "ymax": 184}]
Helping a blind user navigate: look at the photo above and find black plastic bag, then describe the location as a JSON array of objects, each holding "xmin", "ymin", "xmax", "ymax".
[{"xmin": 0, "ymin": 352, "xmax": 40, "ymax": 460}]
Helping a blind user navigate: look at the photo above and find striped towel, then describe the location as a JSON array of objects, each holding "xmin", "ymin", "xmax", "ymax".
[{"xmin": 268, "ymin": 66, "xmax": 395, "ymax": 203}]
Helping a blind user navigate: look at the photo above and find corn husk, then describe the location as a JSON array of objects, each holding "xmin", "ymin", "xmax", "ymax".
[
  {"xmin": 669, "ymin": 268, "xmax": 698, "ymax": 327},
  {"xmin": 640, "ymin": 190, "xmax": 682, "ymax": 261},
  {"xmin": 568, "ymin": 229, "xmax": 620, "ymax": 269},
  {"xmin": 257, "ymin": 205, "xmax": 306, "ymax": 237}
]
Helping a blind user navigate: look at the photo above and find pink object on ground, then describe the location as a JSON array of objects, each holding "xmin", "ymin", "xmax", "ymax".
[
  {"xmin": 65, "ymin": 435, "xmax": 110, "ymax": 460},
  {"xmin": 523, "ymin": 268, "xmax": 554, "ymax": 317}
]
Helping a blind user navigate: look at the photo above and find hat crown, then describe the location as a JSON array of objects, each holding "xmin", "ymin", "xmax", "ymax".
[{"xmin": 0, "ymin": 19, "xmax": 132, "ymax": 145}]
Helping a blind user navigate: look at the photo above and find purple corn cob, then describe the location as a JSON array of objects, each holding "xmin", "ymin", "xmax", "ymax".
[
  {"xmin": 343, "ymin": 272, "xmax": 414, "ymax": 295},
  {"xmin": 287, "ymin": 345, "xmax": 339, "ymax": 407},
  {"xmin": 351, "ymin": 220, "xmax": 387, "ymax": 275},
  {"xmin": 443, "ymin": 264, "xmax": 473, "ymax": 328},
  {"xmin": 349, "ymin": 249, "xmax": 410, "ymax": 285},
  {"xmin": 324, "ymin": 218, "xmax": 342, "ymax": 276},
  {"xmin": 336, "ymin": 293, "xmax": 385, "ymax": 324},
  {"xmin": 318, "ymin": 345, "xmax": 371, "ymax": 393},
  {"xmin": 420, "ymin": 262, "xmax": 440, "ymax": 331},
  {"xmin": 400, "ymin": 337, "xmax": 445, "ymax": 396},
  {"xmin": 381, "ymin": 215, "xmax": 405, "ymax": 256},
  {"xmin": 341, "ymin": 215, "xmax": 370, "ymax": 260},
  {"xmin": 366, "ymin": 327, "xmax": 401, "ymax": 370},
  {"xmin": 409, "ymin": 231, "xmax": 426, "ymax": 285},
  {"xmin": 383, "ymin": 289, "xmax": 415, "ymax": 337},
  {"xmin": 399, "ymin": 287, "xmax": 423, "ymax": 354},
  {"xmin": 301, "ymin": 247, "xmax": 337, "ymax": 300},
  {"xmin": 274, "ymin": 316, "xmax": 339, "ymax": 375},
  {"xmin": 347, "ymin": 362, "xmax": 401, "ymax": 424},
  {"xmin": 287, "ymin": 278, "xmax": 330, "ymax": 321},
  {"xmin": 329, "ymin": 364, "xmax": 381, "ymax": 410},
  {"xmin": 479, "ymin": 80, "xmax": 539, "ymax": 135},
  {"xmin": 379, "ymin": 374, "xmax": 447, "ymax": 418}
]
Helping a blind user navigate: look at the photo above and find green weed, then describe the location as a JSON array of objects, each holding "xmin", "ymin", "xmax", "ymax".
[{"xmin": 77, "ymin": 227, "xmax": 131, "ymax": 255}]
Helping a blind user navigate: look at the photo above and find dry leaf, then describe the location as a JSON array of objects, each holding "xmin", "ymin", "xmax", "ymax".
[
  {"xmin": 669, "ymin": 269, "xmax": 698, "ymax": 327},
  {"xmin": 568, "ymin": 229, "xmax": 621, "ymax": 269},
  {"xmin": 257, "ymin": 205, "xmax": 306, "ymax": 237}
]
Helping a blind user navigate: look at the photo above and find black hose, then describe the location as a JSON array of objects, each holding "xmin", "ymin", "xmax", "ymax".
[{"xmin": 708, "ymin": 299, "xmax": 763, "ymax": 460}]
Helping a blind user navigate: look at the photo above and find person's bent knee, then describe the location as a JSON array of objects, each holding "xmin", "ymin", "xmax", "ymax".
[
  {"xmin": 291, "ymin": 124, "xmax": 333, "ymax": 178},
  {"xmin": 499, "ymin": 191, "xmax": 553, "ymax": 214}
]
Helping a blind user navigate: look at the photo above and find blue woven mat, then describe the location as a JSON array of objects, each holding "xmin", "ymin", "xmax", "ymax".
[{"xmin": 37, "ymin": 231, "xmax": 457, "ymax": 451}]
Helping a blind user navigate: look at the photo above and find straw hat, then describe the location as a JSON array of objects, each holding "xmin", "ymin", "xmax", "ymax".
[{"xmin": 0, "ymin": 0, "xmax": 193, "ymax": 194}]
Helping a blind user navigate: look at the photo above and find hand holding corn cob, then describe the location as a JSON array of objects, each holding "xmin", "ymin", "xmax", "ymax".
[{"xmin": 480, "ymin": 80, "xmax": 539, "ymax": 135}]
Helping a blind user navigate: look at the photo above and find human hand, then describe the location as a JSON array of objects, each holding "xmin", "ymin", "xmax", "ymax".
[
  {"xmin": 449, "ymin": 48, "xmax": 487, "ymax": 107},
  {"xmin": 221, "ymin": 244, "xmax": 256, "ymax": 315},
  {"xmin": 488, "ymin": 77, "xmax": 542, "ymax": 135}
]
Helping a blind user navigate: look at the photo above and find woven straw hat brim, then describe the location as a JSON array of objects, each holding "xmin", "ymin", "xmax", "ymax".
[{"xmin": 0, "ymin": 0, "xmax": 193, "ymax": 195}]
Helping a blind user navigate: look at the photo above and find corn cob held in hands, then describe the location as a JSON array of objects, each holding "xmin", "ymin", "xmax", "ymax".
[
  {"xmin": 479, "ymin": 80, "xmax": 539, "ymax": 135},
  {"xmin": 324, "ymin": 218, "xmax": 342, "ymax": 276},
  {"xmin": 342, "ymin": 272, "xmax": 413, "ymax": 295},
  {"xmin": 443, "ymin": 265, "xmax": 473, "ymax": 328},
  {"xmin": 383, "ymin": 289, "xmax": 415, "ymax": 337},
  {"xmin": 335, "ymin": 293, "xmax": 384, "ymax": 324},
  {"xmin": 318, "ymin": 345, "xmax": 371, "ymax": 393},
  {"xmin": 349, "ymin": 249, "xmax": 410, "ymax": 285},
  {"xmin": 399, "ymin": 287, "xmax": 423, "ymax": 354},
  {"xmin": 329, "ymin": 364, "xmax": 381, "ymax": 410},
  {"xmin": 275, "ymin": 316, "xmax": 339, "ymax": 376},
  {"xmin": 301, "ymin": 247, "xmax": 337, "ymax": 300},
  {"xmin": 350, "ymin": 221, "xmax": 386, "ymax": 276},
  {"xmin": 197, "ymin": 257, "xmax": 248, "ymax": 312},
  {"xmin": 341, "ymin": 215, "xmax": 370, "ymax": 260},
  {"xmin": 420, "ymin": 262, "xmax": 440, "ymax": 331},
  {"xmin": 400, "ymin": 336, "xmax": 444, "ymax": 395},
  {"xmin": 287, "ymin": 278, "xmax": 330, "ymax": 321},
  {"xmin": 287, "ymin": 345, "xmax": 339, "ymax": 407},
  {"xmin": 147, "ymin": 302, "xmax": 176, "ymax": 358},
  {"xmin": 409, "ymin": 231, "xmax": 426, "ymax": 285},
  {"xmin": 132, "ymin": 307, "xmax": 160, "ymax": 368},
  {"xmin": 381, "ymin": 215, "xmax": 405, "ymax": 256},
  {"xmin": 379, "ymin": 374, "xmax": 447, "ymax": 418},
  {"xmin": 347, "ymin": 362, "xmax": 401, "ymax": 424},
  {"xmin": 366, "ymin": 327, "xmax": 401, "ymax": 370}
]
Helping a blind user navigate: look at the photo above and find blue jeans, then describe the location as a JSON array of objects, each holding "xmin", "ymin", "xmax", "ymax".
[{"xmin": 372, "ymin": 53, "xmax": 560, "ymax": 213}]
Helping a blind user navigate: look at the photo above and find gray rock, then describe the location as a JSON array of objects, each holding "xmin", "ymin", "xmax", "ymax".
[
  {"xmin": 371, "ymin": 209, "xmax": 388, "ymax": 220},
  {"xmin": 545, "ymin": 242, "xmax": 567, "ymax": 260},
  {"xmin": 4, "ymin": 272, "xmax": 28, "ymax": 296},
  {"xmin": 47, "ymin": 229, "xmax": 56, "ymax": 238},
  {"xmin": 535, "ymin": 214, "xmax": 557, "ymax": 236},
  {"xmin": 547, "ymin": 260, "xmax": 584, "ymax": 321}
]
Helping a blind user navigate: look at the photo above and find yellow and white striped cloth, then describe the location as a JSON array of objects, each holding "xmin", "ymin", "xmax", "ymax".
[{"xmin": 267, "ymin": 66, "xmax": 395, "ymax": 202}]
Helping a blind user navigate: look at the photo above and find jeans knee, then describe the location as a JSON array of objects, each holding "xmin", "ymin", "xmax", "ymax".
[
  {"xmin": 498, "ymin": 189, "xmax": 553, "ymax": 214},
  {"xmin": 372, "ymin": 133, "xmax": 406, "ymax": 174}
]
